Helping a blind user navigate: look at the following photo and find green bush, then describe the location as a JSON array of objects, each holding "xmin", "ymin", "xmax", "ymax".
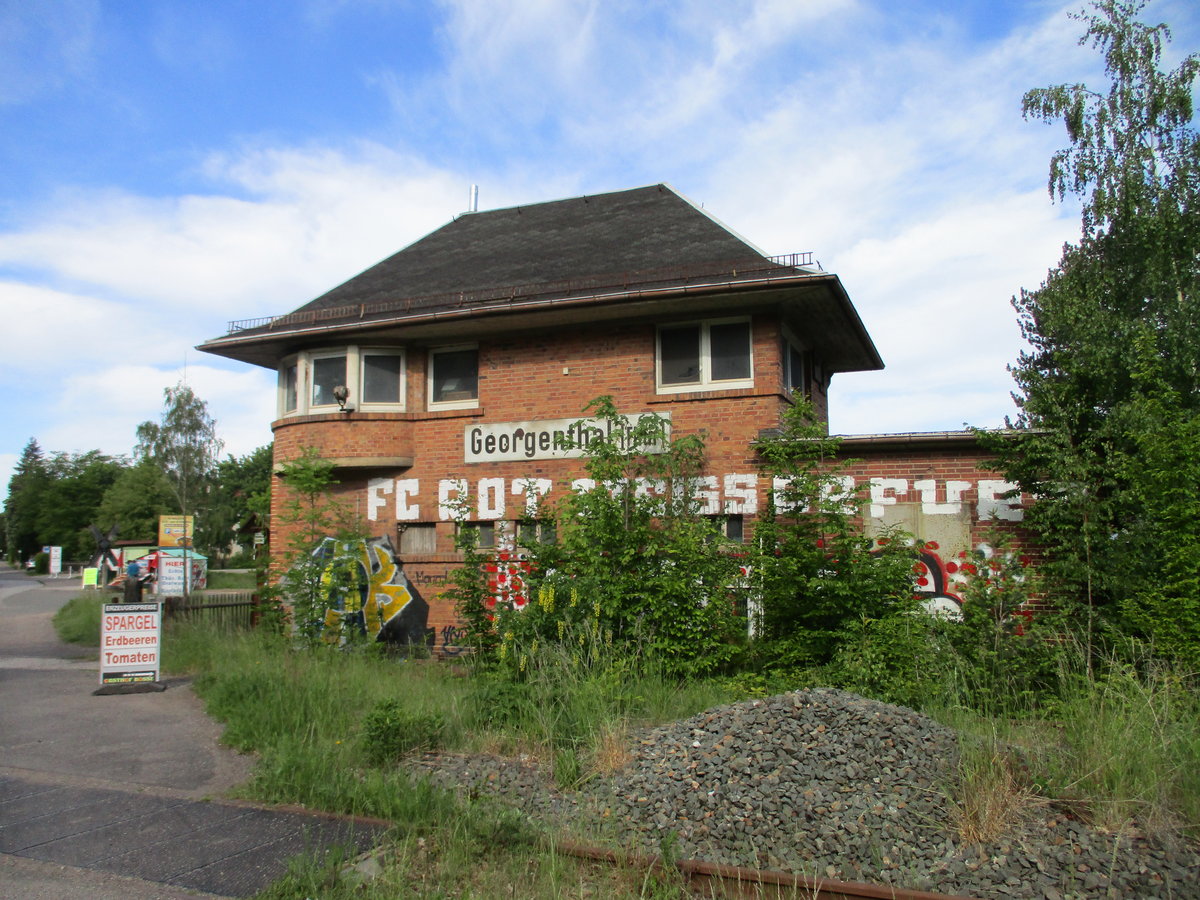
[
  {"xmin": 751, "ymin": 403, "xmax": 918, "ymax": 669},
  {"xmin": 828, "ymin": 612, "xmax": 952, "ymax": 709},
  {"xmin": 52, "ymin": 593, "xmax": 104, "ymax": 645},
  {"xmin": 361, "ymin": 699, "xmax": 446, "ymax": 764},
  {"xmin": 452, "ymin": 397, "xmax": 745, "ymax": 678}
]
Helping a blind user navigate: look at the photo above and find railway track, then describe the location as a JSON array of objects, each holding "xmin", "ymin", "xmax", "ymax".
[{"xmin": 559, "ymin": 841, "xmax": 978, "ymax": 900}]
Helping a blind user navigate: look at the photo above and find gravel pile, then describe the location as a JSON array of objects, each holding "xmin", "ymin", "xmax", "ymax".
[{"xmin": 408, "ymin": 688, "xmax": 1199, "ymax": 898}]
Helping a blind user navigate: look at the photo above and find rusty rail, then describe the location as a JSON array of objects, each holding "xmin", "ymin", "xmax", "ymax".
[{"xmin": 556, "ymin": 842, "xmax": 978, "ymax": 900}]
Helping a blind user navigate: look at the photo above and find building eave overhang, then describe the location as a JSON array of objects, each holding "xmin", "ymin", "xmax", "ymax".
[
  {"xmin": 198, "ymin": 270, "xmax": 884, "ymax": 374},
  {"xmin": 272, "ymin": 456, "xmax": 415, "ymax": 474},
  {"xmin": 833, "ymin": 429, "xmax": 1022, "ymax": 451}
]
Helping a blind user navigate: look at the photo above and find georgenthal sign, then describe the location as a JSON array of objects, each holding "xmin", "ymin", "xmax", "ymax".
[{"xmin": 464, "ymin": 413, "xmax": 670, "ymax": 463}]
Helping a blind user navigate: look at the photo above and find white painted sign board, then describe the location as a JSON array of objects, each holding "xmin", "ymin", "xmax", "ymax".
[{"xmin": 100, "ymin": 602, "xmax": 162, "ymax": 685}]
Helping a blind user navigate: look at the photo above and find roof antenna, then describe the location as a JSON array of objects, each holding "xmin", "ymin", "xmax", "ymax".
[{"xmin": 468, "ymin": 184, "xmax": 479, "ymax": 213}]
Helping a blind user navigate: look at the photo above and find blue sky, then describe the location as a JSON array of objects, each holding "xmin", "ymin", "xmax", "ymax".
[{"xmin": 1, "ymin": 0, "xmax": 1197, "ymax": 493}]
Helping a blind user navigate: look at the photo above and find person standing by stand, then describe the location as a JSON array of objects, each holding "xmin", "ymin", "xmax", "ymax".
[{"xmin": 123, "ymin": 559, "xmax": 144, "ymax": 604}]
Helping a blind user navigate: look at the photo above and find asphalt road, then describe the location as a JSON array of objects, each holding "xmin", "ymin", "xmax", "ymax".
[{"xmin": 0, "ymin": 564, "xmax": 385, "ymax": 899}]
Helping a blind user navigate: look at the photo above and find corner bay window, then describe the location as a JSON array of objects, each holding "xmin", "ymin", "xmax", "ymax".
[
  {"xmin": 658, "ymin": 319, "xmax": 752, "ymax": 392},
  {"xmin": 281, "ymin": 362, "xmax": 299, "ymax": 413},
  {"xmin": 782, "ymin": 333, "xmax": 826, "ymax": 397},
  {"xmin": 277, "ymin": 346, "xmax": 405, "ymax": 417},
  {"xmin": 311, "ymin": 354, "xmax": 346, "ymax": 408},
  {"xmin": 362, "ymin": 353, "xmax": 403, "ymax": 404}
]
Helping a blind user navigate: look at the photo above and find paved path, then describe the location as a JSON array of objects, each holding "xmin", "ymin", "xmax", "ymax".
[{"xmin": 0, "ymin": 567, "xmax": 385, "ymax": 899}]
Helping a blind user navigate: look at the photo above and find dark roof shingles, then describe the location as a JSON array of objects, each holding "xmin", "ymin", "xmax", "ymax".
[{"xmin": 294, "ymin": 184, "xmax": 764, "ymax": 315}]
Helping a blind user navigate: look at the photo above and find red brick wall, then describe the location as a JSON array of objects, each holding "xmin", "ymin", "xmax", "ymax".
[{"xmin": 269, "ymin": 316, "xmax": 1032, "ymax": 647}]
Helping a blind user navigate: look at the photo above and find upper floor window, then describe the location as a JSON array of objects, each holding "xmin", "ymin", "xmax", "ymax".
[
  {"xmin": 277, "ymin": 346, "xmax": 405, "ymax": 417},
  {"xmin": 429, "ymin": 346, "xmax": 479, "ymax": 409},
  {"xmin": 361, "ymin": 351, "xmax": 404, "ymax": 406},
  {"xmin": 281, "ymin": 361, "xmax": 299, "ymax": 414},
  {"xmin": 657, "ymin": 319, "xmax": 753, "ymax": 393},
  {"xmin": 782, "ymin": 336, "xmax": 809, "ymax": 395},
  {"xmin": 310, "ymin": 353, "xmax": 347, "ymax": 409}
]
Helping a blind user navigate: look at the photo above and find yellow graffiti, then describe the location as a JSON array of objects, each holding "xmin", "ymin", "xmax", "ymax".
[
  {"xmin": 314, "ymin": 537, "xmax": 414, "ymax": 642},
  {"xmin": 361, "ymin": 540, "xmax": 413, "ymax": 637}
]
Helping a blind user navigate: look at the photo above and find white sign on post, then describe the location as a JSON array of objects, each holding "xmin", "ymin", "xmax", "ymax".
[{"xmin": 100, "ymin": 602, "xmax": 162, "ymax": 686}]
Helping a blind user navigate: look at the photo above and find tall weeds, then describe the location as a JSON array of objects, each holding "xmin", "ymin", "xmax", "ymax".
[
  {"xmin": 928, "ymin": 635, "xmax": 1200, "ymax": 844},
  {"xmin": 465, "ymin": 620, "xmax": 731, "ymax": 785},
  {"xmin": 1049, "ymin": 649, "xmax": 1200, "ymax": 838},
  {"xmin": 164, "ymin": 624, "xmax": 469, "ymax": 822}
]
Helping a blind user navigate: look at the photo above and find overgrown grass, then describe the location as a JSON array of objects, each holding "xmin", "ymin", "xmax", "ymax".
[
  {"xmin": 162, "ymin": 623, "xmax": 718, "ymax": 898},
  {"xmin": 459, "ymin": 634, "xmax": 733, "ymax": 780},
  {"xmin": 204, "ymin": 569, "xmax": 257, "ymax": 590},
  {"xmin": 52, "ymin": 592, "xmax": 105, "ymax": 645},
  {"xmin": 927, "ymin": 643, "xmax": 1200, "ymax": 845},
  {"xmin": 160, "ymin": 619, "xmax": 1199, "ymax": 898},
  {"xmin": 1050, "ymin": 655, "xmax": 1200, "ymax": 837}
]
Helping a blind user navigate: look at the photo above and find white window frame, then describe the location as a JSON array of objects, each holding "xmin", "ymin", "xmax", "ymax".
[
  {"xmin": 656, "ymin": 317, "xmax": 754, "ymax": 394},
  {"xmin": 279, "ymin": 360, "xmax": 299, "ymax": 414},
  {"xmin": 276, "ymin": 346, "xmax": 407, "ymax": 418},
  {"xmin": 427, "ymin": 344, "xmax": 480, "ymax": 410},
  {"xmin": 358, "ymin": 348, "xmax": 407, "ymax": 412},
  {"xmin": 309, "ymin": 349, "xmax": 349, "ymax": 411}
]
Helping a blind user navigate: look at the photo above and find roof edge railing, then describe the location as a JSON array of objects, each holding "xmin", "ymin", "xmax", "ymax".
[{"xmin": 223, "ymin": 252, "xmax": 817, "ymax": 335}]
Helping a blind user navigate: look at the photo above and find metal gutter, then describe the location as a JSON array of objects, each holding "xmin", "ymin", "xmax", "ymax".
[
  {"xmin": 833, "ymin": 429, "xmax": 1022, "ymax": 450},
  {"xmin": 200, "ymin": 270, "xmax": 883, "ymax": 372}
]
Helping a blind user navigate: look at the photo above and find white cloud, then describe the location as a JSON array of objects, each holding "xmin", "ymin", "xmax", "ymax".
[
  {"xmin": 0, "ymin": 144, "xmax": 469, "ymax": 316},
  {"xmin": 39, "ymin": 363, "xmax": 277, "ymax": 466},
  {"xmin": 0, "ymin": 282, "xmax": 130, "ymax": 370},
  {"xmin": 0, "ymin": 145, "xmax": 476, "ymax": 490},
  {"xmin": 2, "ymin": 0, "xmax": 1173, "ymax": 494}
]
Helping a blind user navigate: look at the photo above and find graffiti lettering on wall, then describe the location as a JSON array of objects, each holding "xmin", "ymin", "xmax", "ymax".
[
  {"xmin": 365, "ymin": 475, "xmax": 1026, "ymax": 524},
  {"xmin": 312, "ymin": 535, "xmax": 432, "ymax": 647},
  {"xmin": 912, "ymin": 542, "xmax": 969, "ymax": 617},
  {"xmin": 910, "ymin": 541, "xmax": 1030, "ymax": 619},
  {"xmin": 439, "ymin": 625, "xmax": 470, "ymax": 656}
]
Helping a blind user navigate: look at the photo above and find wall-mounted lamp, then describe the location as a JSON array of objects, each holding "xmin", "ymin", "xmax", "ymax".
[{"xmin": 333, "ymin": 384, "xmax": 353, "ymax": 413}]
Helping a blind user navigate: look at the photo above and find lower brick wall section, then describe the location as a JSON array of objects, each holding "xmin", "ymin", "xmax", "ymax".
[
  {"xmin": 396, "ymin": 555, "xmax": 466, "ymax": 657},
  {"xmin": 269, "ymin": 419, "xmax": 1039, "ymax": 653}
]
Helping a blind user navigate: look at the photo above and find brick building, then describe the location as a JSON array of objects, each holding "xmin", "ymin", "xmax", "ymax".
[{"xmin": 199, "ymin": 184, "xmax": 1029, "ymax": 650}]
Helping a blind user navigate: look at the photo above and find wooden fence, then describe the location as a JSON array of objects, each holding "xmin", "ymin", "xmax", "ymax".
[{"xmin": 164, "ymin": 590, "xmax": 258, "ymax": 631}]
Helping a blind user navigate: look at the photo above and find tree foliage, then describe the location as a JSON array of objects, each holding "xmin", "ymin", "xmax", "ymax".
[
  {"xmin": 751, "ymin": 401, "xmax": 915, "ymax": 669},
  {"xmin": 4, "ymin": 439, "xmax": 48, "ymax": 564},
  {"xmin": 36, "ymin": 451, "xmax": 125, "ymax": 559},
  {"xmin": 993, "ymin": 0, "xmax": 1200, "ymax": 666},
  {"xmin": 94, "ymin": 459, "xmax": 176, "ymax": 544},
  {"xmin": 135, "ymin": 382, "xmax": 223, "ymax": 529},
  {"xmin": 458, "ymin": 396, "xmax": 745, "ymax": 677},
  {"xmin": 196, "ymin": 443, "xmax": 273, "ymax": 563},
  {"xmin": 3, "ymin": 384, "xmax": 258, "ymax": 572},
  {"xmin": 5, "ymin": 441, "xmax": 131, "ymax": 562}
]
